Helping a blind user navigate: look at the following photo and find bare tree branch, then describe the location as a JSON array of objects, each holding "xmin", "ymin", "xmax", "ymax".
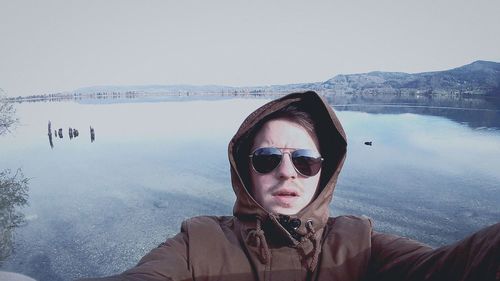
[
  {"xmin": 0, "ymin": 168, "xmax": 29, "ymax": 262},
  {"xmin": 0, "ymin": 88, "xmax": 18, "ymax": 136}
]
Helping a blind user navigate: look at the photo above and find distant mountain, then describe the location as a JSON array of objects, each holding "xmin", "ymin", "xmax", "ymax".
[
  {"xmin": 2, "ymin": 60, "xmax": 489, "ymax": 102},
  {"xmin": 71, "ymin": 61, "xmax": 499, "ymax": 97},
  {"xmin": 314, "ymin": 60, "xmax": 500, "ymax": 96},
  {"xmin": 74, "ymin": 84, "xmax": 238, "ymax": 94}
]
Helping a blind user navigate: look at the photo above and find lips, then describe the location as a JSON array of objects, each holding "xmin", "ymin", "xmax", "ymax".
[
  {"xmin": 273, "ymin": 190, "xmax": 299, "ymax": 197},
  {"xmin": 271, "ymin": 189, "xmax": 300, "ymax": 207}
]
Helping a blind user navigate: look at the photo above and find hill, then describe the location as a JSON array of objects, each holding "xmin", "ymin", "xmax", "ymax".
[
  {"xmin": 5, "ymin": 61, "xmax": 499, "ymax": 102},
  {"xmin": 70, "ymin": 60, "xmax": 500, "ymax": 96},
  {"xmin": 314, "ymin": 60, "xmax": 500, "ymax": 96}
]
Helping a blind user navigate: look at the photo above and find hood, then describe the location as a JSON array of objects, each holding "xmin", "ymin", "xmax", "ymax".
[{"xmin": 228, "ymin": 91, "xmax": 347, "ymax": 237}]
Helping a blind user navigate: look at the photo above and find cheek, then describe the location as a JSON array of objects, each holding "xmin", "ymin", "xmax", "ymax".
[
  {"xmin": 303, "ymin": 175, "xmax": 321, "ymax": 197},
  {"xmin": 250, "ymin": 172, "xmax": 272, "ymax": 196},
  {"xmin": 249, "ymin": 170, "xmax": 262, "ymax": 196}
]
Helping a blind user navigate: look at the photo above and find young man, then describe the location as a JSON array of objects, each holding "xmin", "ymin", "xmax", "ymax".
[{"xmin": 80, "ymin": 91, "xmax": 499, "ymax": 281}]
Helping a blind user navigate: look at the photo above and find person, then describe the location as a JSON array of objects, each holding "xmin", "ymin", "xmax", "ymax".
[{"xmin": 79, "ymin": 91, "xmax": 499, "ymax": 281}]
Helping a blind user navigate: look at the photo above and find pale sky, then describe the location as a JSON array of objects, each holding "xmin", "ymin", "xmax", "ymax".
[{"xmin": 1, "ymin": 0, "xmax": 500, "ymax": 97}]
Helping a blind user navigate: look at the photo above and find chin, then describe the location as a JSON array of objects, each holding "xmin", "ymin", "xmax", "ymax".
[{"xmin": 273, "ymin": 207, "xmax": 299, "ymax": 215}]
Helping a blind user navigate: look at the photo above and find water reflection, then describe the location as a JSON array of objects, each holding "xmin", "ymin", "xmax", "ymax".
[
  {"xmin": 69, "ymin": 128, "xmax": 79, "ymax": 139},
  {"xmin": 48, "ymin": 133, "xmax": 54, "ymax": 148},
  {"xmin": 47, "ymin": 121, "xmax": 54, "ymax": 148},
  {"xmin": 46, "ymin": 121, "xmax": 95, "ymax": 148},
  {"xmin": 90, "ymin": 126, "xmax": 95, "ymax": 143},
  {"xmin": 332, "ymin": 109, "xmax": 500, "ymax": 246},
  {"xmin": 326, "ymin": 93, "xmax": 500, "ymax": 130},
  {"xmin": 0, "ymin": 169, "xmax": 29, "ymax": 263},
  {"xmin": 0, "ymin": 97, "xmax": 498, "ymax": 280}
]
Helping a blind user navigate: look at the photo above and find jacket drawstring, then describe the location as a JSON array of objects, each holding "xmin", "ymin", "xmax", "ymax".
[
  {"xmin": 245, "ymin": 217, "xmax": 271, "ymax": 265},
  {"xmin": 246, "ymin": 217, "xmax": 320, "ymax": 271},
  {"xmin": 297, "ymin": 220, "xmax": 321, "ymax": 271}
]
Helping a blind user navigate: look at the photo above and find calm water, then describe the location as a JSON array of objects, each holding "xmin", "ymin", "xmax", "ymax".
[{"xmin": 0, "ymin": 96, "xmax": 499, "ymax": 280}]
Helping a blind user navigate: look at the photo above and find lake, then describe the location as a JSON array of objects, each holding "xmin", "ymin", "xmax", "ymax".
[{"xmin": 1, "ymin": 94, "xmax": 499, "ymax": 281}]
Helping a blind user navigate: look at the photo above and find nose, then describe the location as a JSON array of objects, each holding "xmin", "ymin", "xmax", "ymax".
[{"xmin": 276, "ymin": 153, "xmax": 297, "ymax": 179}]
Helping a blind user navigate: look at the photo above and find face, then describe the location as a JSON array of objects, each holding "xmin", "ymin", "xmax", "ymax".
[{"xmin": 250, "ymin": 118, "xmax": 321, "ymax": 215}]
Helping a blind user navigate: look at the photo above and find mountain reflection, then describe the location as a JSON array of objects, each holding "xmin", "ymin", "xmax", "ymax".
[
  {"xmin": 1, "ymin": 95, "xmax": 499, "ymax": 280},
  {"xmin": 0, "ymin": 169, "xmax": 29, "ymax": 263},
  {"xmin": 327, "ymin": 93, "xmax": 500, "ymax": 130}
]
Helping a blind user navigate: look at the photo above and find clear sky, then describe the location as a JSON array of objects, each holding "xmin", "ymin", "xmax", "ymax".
[{"xmin": 1, "ymin": 0, "xmax": 500, "ymax": 97}]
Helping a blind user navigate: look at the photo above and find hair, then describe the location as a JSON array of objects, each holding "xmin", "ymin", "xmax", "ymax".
[
  {"xmin": 253, "ymin": 104, "xmax": 318, "ymax": 149},
  {"xmin": 246, "ymin": 103, "xmax": 320, "ymax": 154}
]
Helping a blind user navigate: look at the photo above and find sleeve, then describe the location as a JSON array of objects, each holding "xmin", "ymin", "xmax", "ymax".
[
  {"xmin": 368, "ymin": 223, "xmax": 500, "ymax": 281},
  {"xmin": 76, "ymin": 220, "xmax": 193, "ymax": 281}
]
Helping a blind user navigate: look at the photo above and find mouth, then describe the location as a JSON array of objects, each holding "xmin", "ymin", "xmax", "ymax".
[
  {"xmin": 272, "ymin": 189, "xmax": 300, "ymax": 207},
  {"xmin": 273, "ymin": 190, "xmax": 299, "ymax": 197}
]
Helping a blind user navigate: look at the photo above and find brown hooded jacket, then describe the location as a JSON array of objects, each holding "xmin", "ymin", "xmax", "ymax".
[{"xmin": 80, "ymin": 91, "xmax": 500, "ymax": 281}]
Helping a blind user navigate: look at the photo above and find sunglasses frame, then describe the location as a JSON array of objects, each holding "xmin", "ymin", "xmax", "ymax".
[{"xmin": 249, "ymin": 147, "xmax": 324, "ymax": 177}]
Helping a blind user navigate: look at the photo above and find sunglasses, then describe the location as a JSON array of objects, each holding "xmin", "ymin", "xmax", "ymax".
[{"xmin": 249, "ymin": 147, "xmax": 323, "ymax": 177}]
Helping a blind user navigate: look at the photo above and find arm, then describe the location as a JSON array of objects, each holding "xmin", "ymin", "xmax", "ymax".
[
  {"xmin": 77, "ymin": 221, "xmax": 192, "ymax": 281},
  {"xmin": 368, "ymin": 223, "xmax": 500, "ymax": 281}
]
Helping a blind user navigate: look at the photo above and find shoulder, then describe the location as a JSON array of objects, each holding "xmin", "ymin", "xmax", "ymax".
[
  {"xmin": 323, "ymin": 215, "xmax": 373, "ymax": 246},
  {"xmin": 180, "ymin": 216, "xmax": 247, "ymax": 270},
  {"xmin": 182, "ymin": 215, "xmax": 235, "ymax": 230},
  {"xmin": 181, "ymin": 216, "xmax": 238, "ymax": 242},
  {"xmin": 320, "ymin": 216, "xmax": 373, "ymax": 270},
  {"xmin": 327, "ymin": 215, "xmax": 373, "ymax": 231}
]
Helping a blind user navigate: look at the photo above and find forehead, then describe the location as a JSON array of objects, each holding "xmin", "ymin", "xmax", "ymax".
[{"xmin": 252, "ymin": 118, "xmax": 320, "ymax": 151}]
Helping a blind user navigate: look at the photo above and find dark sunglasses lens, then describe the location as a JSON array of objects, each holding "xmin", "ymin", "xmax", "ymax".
[
  {"xmin": 252, "ymin": 147, "xmax": 282, "ymax": 173},
  {"xmin": 292, "ymin": 149, "xmax": 322, "ymax": 176}
]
